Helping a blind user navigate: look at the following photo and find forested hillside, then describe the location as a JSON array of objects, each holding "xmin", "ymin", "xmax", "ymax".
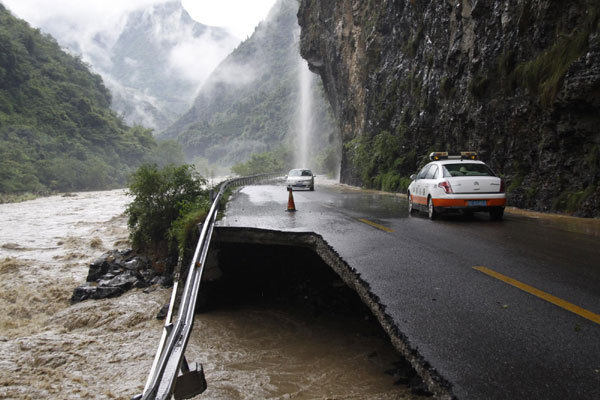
[
  {"xmin": 0, "ymin": 4, "xmax": 172, "ymax": 195},
  {"xmin": 162, "ymin": 0, "xmax": 339, "ymax": 172},
  {"xmin": 9, "ymin": 1, "xmax": 238, "ymax": 131}
]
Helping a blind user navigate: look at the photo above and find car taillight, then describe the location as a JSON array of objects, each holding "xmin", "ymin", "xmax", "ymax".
[
  {"xmin": 499, "ymin": 179, "xmax": 505, "ymax": 193},
  {"xmin": 438, "ymin": 181, "xmax": 453, "ymax": 194}
]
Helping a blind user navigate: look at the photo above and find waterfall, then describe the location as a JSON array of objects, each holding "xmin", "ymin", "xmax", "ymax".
[{"xmin": 297, "ymin": 58, "xmax": 313, "ymax": 168}]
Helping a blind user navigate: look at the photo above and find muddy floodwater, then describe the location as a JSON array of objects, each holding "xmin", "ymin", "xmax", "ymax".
[{"xmin": 0, "ymin": 190, "xmax": 415, "ymax": 399}]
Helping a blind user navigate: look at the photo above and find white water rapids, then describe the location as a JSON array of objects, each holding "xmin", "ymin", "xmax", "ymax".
[{"xmin": 0, "ymin": 190, "xmax": 414, "ymax": 399}]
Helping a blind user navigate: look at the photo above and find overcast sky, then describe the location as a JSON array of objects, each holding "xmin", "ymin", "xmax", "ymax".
[{"xmin": 1, "ymin": 0, "xmax": 278, "ymax": 39}]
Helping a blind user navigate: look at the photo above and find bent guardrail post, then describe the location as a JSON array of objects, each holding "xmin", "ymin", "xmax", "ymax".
[{"xmin": 136, "ymin": 172, "xmax": 283, "ymax": 400}]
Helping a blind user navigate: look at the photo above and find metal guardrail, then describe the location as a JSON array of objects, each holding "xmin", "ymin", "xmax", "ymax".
[{"xmin": 135, "ymin": 172, "xmax": 283, "ymax": 400}]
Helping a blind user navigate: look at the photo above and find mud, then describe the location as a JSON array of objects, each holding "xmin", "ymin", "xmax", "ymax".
[
  {"xmin": 0, "ymin": 190, "xmax": 420, "ymax": 399},
  {"xmin": 0, "ymin": 190, "xmax": 167, "ymax": 399}
]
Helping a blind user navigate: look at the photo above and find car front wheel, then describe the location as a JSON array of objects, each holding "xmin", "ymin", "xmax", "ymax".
[{"xmin": 427, "ymin": 196, "xmax": 438, "ymax": 220}]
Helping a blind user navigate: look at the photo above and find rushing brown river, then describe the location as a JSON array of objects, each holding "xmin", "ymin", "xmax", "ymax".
[{"xmin": 0, "ymin": 190, "xmax": 415, "ymax": 399}]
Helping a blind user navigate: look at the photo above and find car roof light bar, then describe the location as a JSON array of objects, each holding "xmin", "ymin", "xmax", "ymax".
[
  {"xmin": 460, "ymin": 151, "xmax": 478, "ymax": 160},
  {"xmin": 429, "ymin": 152, "xmax": 448, "ymax": 160},
  {"xmin": 429, "ymin": 151, "xmax": 479, "ymax": 161}
]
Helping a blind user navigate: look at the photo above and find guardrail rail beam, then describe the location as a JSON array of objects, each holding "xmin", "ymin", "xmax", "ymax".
[{"xmin": 135, "ymin": 172, "xmax": 282, "ymax": 400}]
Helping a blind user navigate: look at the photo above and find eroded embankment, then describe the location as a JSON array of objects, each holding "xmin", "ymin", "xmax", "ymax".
[{"xmin": 209, "ymin": 227, "xmax": 454, "ymax": 399}]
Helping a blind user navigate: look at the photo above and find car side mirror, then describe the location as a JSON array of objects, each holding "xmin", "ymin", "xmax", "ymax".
[
  {"xmin": 410, "ymin": 174, "xmax": 416, "ymax": 181},
  {"xmin": 313, "ymin": 175, "xmax": 316, "ymax": 177},
  {"xmin": 284, "ymin": 175, "xmax": 288, "ymax": 179}
]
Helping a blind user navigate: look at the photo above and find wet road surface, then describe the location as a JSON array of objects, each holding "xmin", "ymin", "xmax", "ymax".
[{"xmin": 221, "ymin": 178, "xmax": 600, "ymax": 400}]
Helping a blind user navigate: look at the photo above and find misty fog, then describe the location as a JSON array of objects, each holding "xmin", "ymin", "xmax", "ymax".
[{"xmin": 2, "ymin": 0, "xmax": 240, "ymax": 130}]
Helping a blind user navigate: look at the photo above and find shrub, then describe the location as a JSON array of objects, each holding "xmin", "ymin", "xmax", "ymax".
[
  {"xmin": 346, "ymin": 130, "xmax": 414, "ymax": 191},
  {"xmin": 168, "ymin": 197, "xmax": 211, "ymax": 257},
  {"xmin": 126, "ymin": 164, "xmax": 208, "ymax": 257}
]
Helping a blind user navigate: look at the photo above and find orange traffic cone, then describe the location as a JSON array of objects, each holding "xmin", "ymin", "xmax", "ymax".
[{"xmin": 286, "ymin": 187, "xmax": 297, "ymax": 212}]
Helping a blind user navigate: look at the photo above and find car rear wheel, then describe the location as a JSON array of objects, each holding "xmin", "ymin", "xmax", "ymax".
[
  {"xmin": 408, "ymin": 193, "xmax": 417, "ymax": 215},
  {"xmin": 490, "ymin": 208, "xmax": 504, "ymax": 221},
  {"xmin": 427, "ymin": 196, "xmax": 438, "ymax": 220}
]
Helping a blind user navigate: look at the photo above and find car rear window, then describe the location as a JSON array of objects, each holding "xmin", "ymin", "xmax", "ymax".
[
  {"xmin": 443, "ymin": 163, "xmax": 495, "ymax": 177},
  {"xmin": 289, "ymin": 169, "xmax": 313, "ymax": 177}
]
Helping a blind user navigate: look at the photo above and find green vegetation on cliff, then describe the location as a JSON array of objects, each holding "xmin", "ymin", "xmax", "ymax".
[
  {"xmin": 509, "ymin": 4, "xmax": 599, "ymax": 107},
  {"xmin": 346, "ymin": 130, "xmax": 414, "ymax": 193},
  {"xmin": 0, "ymin": 5, "xmax": 179, "ymax": 196}
]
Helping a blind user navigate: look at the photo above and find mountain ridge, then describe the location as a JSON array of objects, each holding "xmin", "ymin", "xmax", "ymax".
[
  {"xmin": 162, "ymin": 0, "xmax": 340, "ymax": 172},
  {"xmin": 22, "ymin": 0, "xmax": 238, "ymax": 130},
  {"xmin": 0, "ymin": 4, "xmax": 167, "ymax": 194}
]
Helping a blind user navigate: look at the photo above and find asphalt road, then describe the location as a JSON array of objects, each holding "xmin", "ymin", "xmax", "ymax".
[{"xmin": 220, "ymin": 178, "xmax": 600, "ymax": 400}]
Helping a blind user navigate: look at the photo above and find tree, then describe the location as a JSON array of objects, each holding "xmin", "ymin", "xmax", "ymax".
[{"xmin": 126, "ymin": 164, "xmax": 208, "ymax": 256}]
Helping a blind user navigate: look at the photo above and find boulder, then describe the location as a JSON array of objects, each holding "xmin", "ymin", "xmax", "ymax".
[
  {"xmin": 72, "ymin": 249, "xmax": 174, "ymax": 303},
  {"xmin": 106, "ymin": 270, "xmax": 139, "ymax": 291},
  {"xmin": 71, "ymin": 285, "xmax": 125, "ymax": 303}
]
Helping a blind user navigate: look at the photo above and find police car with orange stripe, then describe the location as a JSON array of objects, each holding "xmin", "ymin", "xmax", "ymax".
[{"xmin": 407, "ymin": 152, "xmax": 506, "ymax": 220}]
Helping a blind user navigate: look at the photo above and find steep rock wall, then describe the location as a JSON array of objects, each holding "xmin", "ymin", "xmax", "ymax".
[{"xmin": 299, "ymin": 0, "xmax": 600, "ymax": 217}]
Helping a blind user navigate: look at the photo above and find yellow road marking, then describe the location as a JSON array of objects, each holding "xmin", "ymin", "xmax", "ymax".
[
  {"xmin": 358, "ymin": 218, "xmax": 394, "ymax": 233},
  {"xmin": 473, "ymin": 266, "xmax": 600, "ymax": 325}
]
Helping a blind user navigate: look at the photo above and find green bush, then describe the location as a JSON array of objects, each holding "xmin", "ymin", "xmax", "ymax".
[
  {"xmin": 346, "ymin": 130, "xmax": 413, "ymax": 192},
  {"xmin": 126, "ymin": 164, "xmax": 209, "ymax": 257},
  {"xmin": 168, "ymin": 197, "xmax": 211, "ymax": 256}
]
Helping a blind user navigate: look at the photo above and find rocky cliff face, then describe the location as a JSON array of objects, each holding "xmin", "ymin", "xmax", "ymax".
[{"xmin": 299, "ymin": 0, "xmax": 600, "ymax": 217}]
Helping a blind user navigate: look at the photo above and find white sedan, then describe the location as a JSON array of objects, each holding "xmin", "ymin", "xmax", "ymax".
[
  {"xmin": 285, "ymin": 168, "xmax": 315, "ymax": 191},
  {"xmin": 407, "ymin": 152, "xmax": 506, "ymax": 220}
]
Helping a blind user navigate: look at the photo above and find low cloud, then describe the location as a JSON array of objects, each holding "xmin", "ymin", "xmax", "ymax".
[
  {"xmin": 2, "ymin": 0, "xmax": 241, "ymax": 129},
  {"xmin": 207, "ymin": 61, "xmax": 259, "ymax": 89}
]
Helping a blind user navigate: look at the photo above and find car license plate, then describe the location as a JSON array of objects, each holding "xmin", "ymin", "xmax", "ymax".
[{"xmin": 468, "ymin": 200, "xmax": 487, "ymax": 206}]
